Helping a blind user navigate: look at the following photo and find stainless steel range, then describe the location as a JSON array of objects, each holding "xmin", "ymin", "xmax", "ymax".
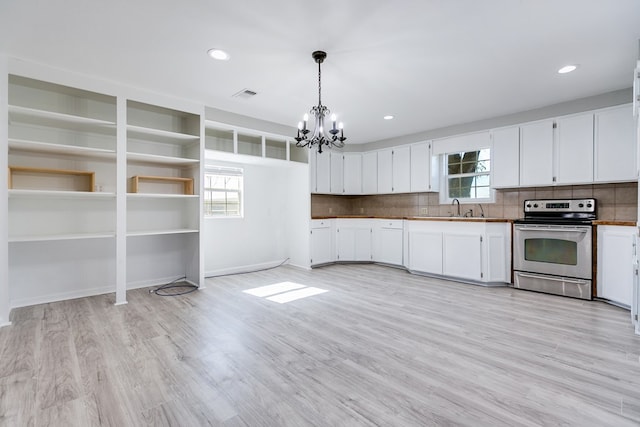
[{"xmin": 513, "ymin": 198, "xmax": 596, "ymax": 300}]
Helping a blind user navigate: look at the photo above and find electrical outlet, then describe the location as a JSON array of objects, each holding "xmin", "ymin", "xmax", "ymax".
[
  {"xmin": 360, "ymin": 207, "xmax": 364, "ymax": 213},
  {"xmin": 420, "ymin": 207, "xmax": 428, "ymax": 215},
  {"xmin": 329, "ymin": 207, "xmax": 333, "ymax": 214}
]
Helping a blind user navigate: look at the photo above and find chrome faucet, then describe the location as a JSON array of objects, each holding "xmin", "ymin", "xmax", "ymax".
[
  {"xmin": 477, "ymin": 204, "xmax": 485, "ymax": 218},
  {"xmin": 451, "ymin": 198, "xmax": 461, "ymax": 217}
]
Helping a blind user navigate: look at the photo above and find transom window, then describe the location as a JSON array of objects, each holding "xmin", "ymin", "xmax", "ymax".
[
  {"xmin": 443, "ymin": 149, "xmax": 492, "ymax": 202},
  {"xmin": 204, "ymin": 167, "xmax": 243, "ymax": 217}
]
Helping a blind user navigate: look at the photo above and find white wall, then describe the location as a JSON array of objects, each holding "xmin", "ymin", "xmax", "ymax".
[
  {"xmin": 0, "ymin": 55, "xmax": 9, "ymax": 325},
  {"xmin": 203, "ymin": 156, "xmax": 310, "ymax": 276}
]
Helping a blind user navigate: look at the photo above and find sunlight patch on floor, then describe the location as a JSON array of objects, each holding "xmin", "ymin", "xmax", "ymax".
[{"xmin": 243, "ymin": 282, "xmax": 328, "ymax": 304}]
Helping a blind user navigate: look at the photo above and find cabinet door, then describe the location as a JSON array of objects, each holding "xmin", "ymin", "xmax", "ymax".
[
  {"xmin": 308, "ymin": 149, "xmax": 317, "ymax": 192},
  {"xmin": 374, "ymin": 222, "xmax": 404, "ymax": 265},
  {"xmin": 377, "ymin": 149, "xmax": 393, "ymax": 193},
  {"xmin": 337, "ymin": 226, "xmax": 372, "ymax": 261},
  {"xmin": 362, "ymin": 151, "xmax": 378, "ymax": 194},
  {"xmin": 597, "ymin": 226, "xmax": 635, "ymax": 307},
  {"xmin": 520, "ymin": 120, "xmax": 554, "ymax": 186},
  {"xmin": 392, "ymin": 146, "xmax": 411, "ymax": 193},
  {"xmin": 330, "ymin": 152, "xmax": 344, "ymax": 194},
  {"xmin": 410, "ymin": 142, "xmax": 438, "ymax": 192},
  {"xmin": 315, "ymin": 151, "xmax": 331, "ymax": 193},
  {"xmin": 310, "ymin": 226, "xmax": 334, "ymax": 266},
  {"xmin": 491, "ymin": 126, "xmax": 519, "ymax": 188},
  {"xmin": 556, "ymin": 113, "xmax": 594, "ymax": 185},
  {"xmin": 594, "ymin": 104, "xmax": 637, "ymax": 183},
  {"xmin": 343, "ymin": 153, "xmax": 362, "ymax": 194},
  {"xmin": 408, "ymin": 231, "xmax": 443, "ymax": 274},
  {"xmin": 443, "ymin": 233, "xmax": 482, "ymax": 281}
]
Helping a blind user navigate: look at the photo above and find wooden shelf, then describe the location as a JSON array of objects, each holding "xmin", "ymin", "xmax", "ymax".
[
  {"xmin": 8, "ymin": 166, "xmax": 95, "ymax": 192},
  {"xmin": 130, "ymin": 175, "xmax": 194, "ymax": 195}
]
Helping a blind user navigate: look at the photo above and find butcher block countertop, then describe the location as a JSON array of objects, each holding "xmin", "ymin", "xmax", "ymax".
[
  {"xmin": 312, "ymin": 215, "xmax": 512, "ymax": 223},
  {"xmin": 592, "ymin": 220, "xmax": 637, "ymax": 226}
]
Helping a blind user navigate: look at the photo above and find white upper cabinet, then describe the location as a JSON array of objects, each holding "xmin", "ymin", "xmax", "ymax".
[
  {"xmin": 519, "ymin": 120, "xmax": 554, "ymax": 187},
  {"xmin": 491, "ymin": 126, "xmax": 519, "ymax": 188},
  {"xmin": 315, "ymin": 150, "xmax": 331, "ymax": 193},
  {"xmin": 392, "ymin": 145, "xmax": 411, "ymax": 193},
  {"xmin": 410, "ymin": 141, "xmax": 438, "ymax": 192},
  {"xmin": 343, "ymin": 153, "xmax": 362, "ymax": 194},
  {"xmin": 555, "ymin": 112, "xmax": 594, "ymax": 185},
  {"xmin": 377, "ymin": 148, "xmax": 393, "ymax": 193},
  {"xmin": 362, "ymin": 151, "xmax": 378, "ymax": 194},
  {"xmin": 330, "ymin": 151, "xmax": 343, "ymax": 194},
  {"xmin": 594, "ymin": 104, "xmax": 637, "ymax": 183}
]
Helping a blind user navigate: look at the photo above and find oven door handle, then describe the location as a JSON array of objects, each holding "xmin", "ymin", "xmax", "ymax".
[
  {"xmin": 516, "ymin": 272, "xmax": 589, "ymax": 284},
  {"xmin": 515, "ymin": 226, "xmax": 589, "ymax": 233}
]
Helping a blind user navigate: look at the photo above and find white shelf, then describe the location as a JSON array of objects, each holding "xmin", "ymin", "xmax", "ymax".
[
  {"xmin": 127, "ymin": 193, "xmax": 198, "ymax": 199},
  {"xmin": 127, "ymin": 124, "xmax": 199, "ymax": 144},
  {"xmin": 9, "ymin": 189, "xmax": 116, "ymax": 199},
  {"xmin": 9, "ymin": 232, "xmax": 116, "ymax": 243},
  {"xmin": 9, "ymin": 105, "xmax": 116, "ymax": 132},
  {"xmin": 127, "ymin": 229, "xmax": 199, "ymax": 237},
  {"xmin": 9, "ymin": 138, "xmax": 116, "ymax": 159},
  {"xmin": 127, "ymin": 151, "xmax": 199, "ymax": 166}
]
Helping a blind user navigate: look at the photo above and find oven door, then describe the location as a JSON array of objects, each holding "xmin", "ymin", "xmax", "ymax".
[{"xmin": 513, "ymin": 224, "xmax": 592, "ymax": 279}]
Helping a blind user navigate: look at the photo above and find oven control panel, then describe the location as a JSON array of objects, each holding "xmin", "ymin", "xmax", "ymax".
[{"xmin": 523, "ymin": 198, "xmax": 596, "ymax": 213}]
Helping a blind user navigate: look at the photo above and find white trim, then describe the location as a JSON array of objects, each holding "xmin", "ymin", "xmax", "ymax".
[{"xmin": 205, "ymin": 259, "xmax": 289, "ymax": 278}]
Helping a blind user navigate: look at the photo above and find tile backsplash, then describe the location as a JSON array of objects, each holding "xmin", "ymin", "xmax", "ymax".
[{"xmin": 311, "ymin": 182, "xmax": 638, "ymax": 221}]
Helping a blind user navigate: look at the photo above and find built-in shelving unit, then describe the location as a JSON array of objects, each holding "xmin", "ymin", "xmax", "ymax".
[
  {"xmin": 125, "ymin": 99, "xmax": 202, "ymax": 289},
  {"xmin": 204, "ymin": 120, "xmax": 307, "ymax": 164},
  {"xmin": 6, "ymin": 74, "xmax": 118, "ymax": 307}
]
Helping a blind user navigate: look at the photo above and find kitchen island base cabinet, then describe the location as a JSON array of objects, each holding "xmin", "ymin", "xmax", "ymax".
[{"xmin": 597, "ymin": 225, "xmax": 636, "ymax": 308}]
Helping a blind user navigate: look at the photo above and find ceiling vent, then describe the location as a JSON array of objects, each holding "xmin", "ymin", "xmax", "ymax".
[{"xmin": 232, "ymin": 88, "xmax": 257, "ymax": 99}]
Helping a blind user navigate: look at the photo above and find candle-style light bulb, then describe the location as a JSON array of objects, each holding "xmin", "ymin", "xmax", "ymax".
[
  {"xmin": 339, "ymin": 122, "xmax": 344, "ymax": 138},
  {"xmin": 331, "ymin": 114, "xmax": 337, "ymax": 131}
]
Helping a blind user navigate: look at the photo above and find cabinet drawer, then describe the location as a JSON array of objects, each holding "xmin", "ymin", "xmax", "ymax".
[
  {"xmin": 380, "ymin": 219, "xmax": 403, "ymax": 229},
  {"xmin": 311, "ymin": 219, "xmax": 333, "ymax": 229}
]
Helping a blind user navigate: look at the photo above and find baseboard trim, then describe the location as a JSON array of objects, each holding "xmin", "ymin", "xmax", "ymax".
[{"xmin": 205, "ymin": 259, "xmax": 289, "ymax": 278}]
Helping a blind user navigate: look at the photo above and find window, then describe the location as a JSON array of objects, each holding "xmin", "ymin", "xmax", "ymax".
[
  {"xmin": 443, "ymin": 149, "xmax": 492, "ymax": 202},
  {"xmin": 204, "ymin": 167, "xmax": 243, "ymax": 217}
]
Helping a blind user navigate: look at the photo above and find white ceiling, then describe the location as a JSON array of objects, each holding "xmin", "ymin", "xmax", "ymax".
[{"xmin": 1, "ymin": 0, "xmax": 639, "ymax": 144}]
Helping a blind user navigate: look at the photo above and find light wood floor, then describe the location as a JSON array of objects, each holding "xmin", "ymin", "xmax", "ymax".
[{"xmin": 1, "ymin": 264, "xmax": 640, "ymax": 426}]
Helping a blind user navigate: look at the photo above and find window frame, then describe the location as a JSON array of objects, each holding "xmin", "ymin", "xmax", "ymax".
[
  {"xmin": 203, "ymin": 167, "xmax": 244, "ymax": 218},
  {"xmin": 439, "ymin": 148, "xmax": 494, "ymax": 205}
]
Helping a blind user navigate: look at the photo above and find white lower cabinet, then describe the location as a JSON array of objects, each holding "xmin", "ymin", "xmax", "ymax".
[
  {"xmin": 443, "ymin": 232, "xmax": 483, "ymax": 281},
  {"xmin": 373, "ymin": 220, "xmax": 404, "ymax": 266},
  {"xmin": 597, "ymin": 225, "xmax": 636, "ymax": 307},
  {"xmin": 407, "ymin": 230, "xmax": 443, "ymax": 275},
  {"xmin": 310, "ymin": 219, "xmax": 335, "ymax": 266},
  {"xmin": 336, "ymin": 219, "xmax": 373, "ymax": 262},
  {"xmin": 406, "ymin": 220, "xmax": 511, "ymax": 284}
]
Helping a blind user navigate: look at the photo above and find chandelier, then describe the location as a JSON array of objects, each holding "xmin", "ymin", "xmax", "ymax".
[{"xmin": 295, "ymin": 51, "xmax": 346, "ymax": 153}]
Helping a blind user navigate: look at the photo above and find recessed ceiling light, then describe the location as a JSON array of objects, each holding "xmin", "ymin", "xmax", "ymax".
[
  {"xmin": 558, "ymin": 65, "xmax": 577, "ymax": 74},
  {"xmin": 383, "ymin": 115, "xmax": 394, "ymax": 120},
  {"xmin": 207, "ymin": 48, "xmax": 230, "ymax": 61}
]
